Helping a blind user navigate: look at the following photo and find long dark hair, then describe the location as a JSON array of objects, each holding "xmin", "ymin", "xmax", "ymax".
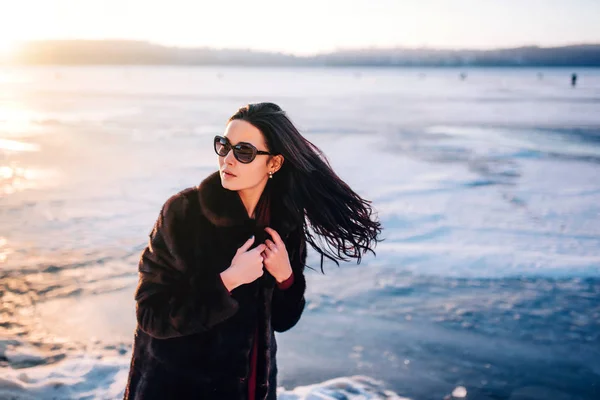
[{"xmin": 228, "ymin": 102, "xmax": 383, "ymax": 273}]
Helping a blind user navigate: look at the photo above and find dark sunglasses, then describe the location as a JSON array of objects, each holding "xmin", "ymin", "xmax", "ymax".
[{"xmin": 213, "ymin": 135, "xmax": 272, "ymax": 164}]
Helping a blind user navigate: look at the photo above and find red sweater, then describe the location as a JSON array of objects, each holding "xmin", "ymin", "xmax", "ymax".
[{"xmin": 227, "ymin": 271, "xmax": 295, "ymax": 400}]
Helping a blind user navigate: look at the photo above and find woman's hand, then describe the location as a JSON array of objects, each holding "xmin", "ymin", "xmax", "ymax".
[
  {"xmin": 262, "ymin": 227, "xmax": 293, "ymax": 283},
  {"xmin": 221, "ymin": 236, "xmax": 267, "ymax": 291}
]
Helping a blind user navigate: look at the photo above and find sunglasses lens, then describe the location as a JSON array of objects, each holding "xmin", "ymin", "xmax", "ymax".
[
  {"xmin": 214, "ymin": 137, "xmax": 229, "ymax": 156},
  {"xmin": 214, "ymin": 136, "xmax": 258, "ymax": 163},
  {"xmin": 235, "ymin": 144, "xmax": 255, "ymax": 163}
]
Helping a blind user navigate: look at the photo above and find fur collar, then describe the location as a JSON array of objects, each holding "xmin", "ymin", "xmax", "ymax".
[
  {"xmin": 196, "ymin": 170, "xmax": 299, "ymax": 239},
  {"xmin": 196, "ymin": 170, "xmax": 254, "ymax": 228}
]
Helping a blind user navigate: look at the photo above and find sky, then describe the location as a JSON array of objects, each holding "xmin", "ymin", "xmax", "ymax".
[{"xmin": 0, "ymin": 0, "xmax": 599, "ymax": 56}]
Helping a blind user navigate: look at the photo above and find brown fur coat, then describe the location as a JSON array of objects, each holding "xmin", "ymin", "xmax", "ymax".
[{"xmin": 123, "ymin": 170, "xmax": 307, "ymax": 399}]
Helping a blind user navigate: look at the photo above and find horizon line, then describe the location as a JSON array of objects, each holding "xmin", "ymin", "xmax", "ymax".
[{"xmin": 8, "ymin": 38, "xmax": 600, "ymax": 58}]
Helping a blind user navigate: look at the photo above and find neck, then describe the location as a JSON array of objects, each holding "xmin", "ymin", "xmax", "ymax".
[{"xmin": 237, "ymin": 179, "xmax": 268, "ymax": 219}]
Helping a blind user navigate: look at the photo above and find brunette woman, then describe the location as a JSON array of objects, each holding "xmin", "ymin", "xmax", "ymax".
[{"xmin": 123, "ymin": 102, "xmax": 383, "ymax": 400}]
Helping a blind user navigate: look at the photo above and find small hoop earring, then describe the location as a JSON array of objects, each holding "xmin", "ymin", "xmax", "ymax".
[{"xmin": 268, "ymin": 171, "xmax": 273, "ymax": 179}]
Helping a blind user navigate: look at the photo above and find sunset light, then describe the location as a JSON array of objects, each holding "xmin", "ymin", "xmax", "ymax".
[
  {"xmin": 1, "ymin": 1, "xmax": 600, "ymax": 399},
  {"xmin": 0, "ymin": 0, "xmax": 599, "ymax": 56},
  {"xmin": 0, "ymin": 39, "xmax": 18, "ymax": 58}
]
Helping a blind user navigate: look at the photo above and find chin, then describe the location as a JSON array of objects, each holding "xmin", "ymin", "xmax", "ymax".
[{"xmin": 220, "ymin": 177, "xmax": 240, "ymax": 191}]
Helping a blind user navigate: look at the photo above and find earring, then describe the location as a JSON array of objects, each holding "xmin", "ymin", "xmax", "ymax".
[{"xmin": 268, "ymin": 171, "xmax": 273, "ymax": 179}]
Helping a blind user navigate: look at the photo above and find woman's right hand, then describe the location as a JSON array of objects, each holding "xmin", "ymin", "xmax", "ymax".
[{"xmin": 220, "ymin": 236, "xmax": 266, "ymax": 291}]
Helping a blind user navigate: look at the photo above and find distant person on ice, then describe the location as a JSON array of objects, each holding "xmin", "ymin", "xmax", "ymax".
[{"xmin": 123, "ymin": 102, "xmax": 383, "ymax": 399}]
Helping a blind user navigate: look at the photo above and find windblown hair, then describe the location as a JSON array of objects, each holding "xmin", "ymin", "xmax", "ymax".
[{"xmin": 228, "ymin": 102, "xmax": 384, "ymax": 273}]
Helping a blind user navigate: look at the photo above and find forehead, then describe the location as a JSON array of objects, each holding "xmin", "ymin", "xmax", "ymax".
[{"xmin": 224, "ymin": 119, "xmax": 265, "ymax": 147}]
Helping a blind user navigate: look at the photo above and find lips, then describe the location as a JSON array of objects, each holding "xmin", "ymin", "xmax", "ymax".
[{"xmin": 222, "ymin": 170, "xmax": 236, "ymax": 177}]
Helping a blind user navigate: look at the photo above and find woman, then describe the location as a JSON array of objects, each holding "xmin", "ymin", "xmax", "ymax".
[{"xmin": 123, "ymin": 102, "xmax": 383, "ymax": 400}]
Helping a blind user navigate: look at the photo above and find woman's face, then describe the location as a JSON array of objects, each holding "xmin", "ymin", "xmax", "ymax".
[{"xmin": 218, "ymin": 119, "xmax": 280, "ymax": 191}]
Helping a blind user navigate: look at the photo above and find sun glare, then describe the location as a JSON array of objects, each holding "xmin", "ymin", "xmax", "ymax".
[{"xmin": 0, "ymin": 39, "xmax": 19, "ymax": 58}]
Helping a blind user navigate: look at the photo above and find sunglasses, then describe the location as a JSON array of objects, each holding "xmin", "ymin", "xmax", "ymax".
[{"xmin": 214, "ymin": 135, "xmax": 273, "ymax": 164}]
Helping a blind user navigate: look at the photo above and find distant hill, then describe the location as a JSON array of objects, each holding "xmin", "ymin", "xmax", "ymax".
[
  {"xmin": 4, "ymin": 40, "xmax": 600, "ymax": 67},
  {"xmin": 316, "ymin": 44, "xmax": 600, "ymax": 67}
]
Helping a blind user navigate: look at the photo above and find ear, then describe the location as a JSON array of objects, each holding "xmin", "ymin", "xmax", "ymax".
[{"xmin": 269, "ymin": 155, "xmax": 284, "ymax": 172}]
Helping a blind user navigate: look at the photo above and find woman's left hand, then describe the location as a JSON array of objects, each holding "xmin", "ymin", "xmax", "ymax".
[{"xmin": 262, "ymin": 227, "xmax": 293, "ymax": 283}]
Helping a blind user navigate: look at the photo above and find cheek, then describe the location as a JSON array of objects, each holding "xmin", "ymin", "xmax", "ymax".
[
  {"xmin": 239, "ymin": 165, "xmax": 267, "ymax": 186},
  {"xmin": 249, "ymin": 165, "xmax": 267, "ymax": 181}
]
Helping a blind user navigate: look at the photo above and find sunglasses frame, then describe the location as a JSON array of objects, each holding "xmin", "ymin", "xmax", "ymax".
[{"xmin": 213, "ymin": 135, "xmax": 273, "ymax": 164}]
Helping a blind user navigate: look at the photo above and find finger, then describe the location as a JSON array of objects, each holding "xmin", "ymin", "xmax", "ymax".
[
  {"xmin": 263, "ymin": 246, "xmax": 273, "ymax": 257},
  {"xmin": 265, "ymin": 239, "xmax": 277, "ymax": 251},
  {"xmin": 267, "ymin": 244, "xmax": 278, "ymax": 254},
  {"xmin": 264, "ymin": 227, "xmax": 283, "ymax": 246},
  {"xmin": 238, "ymin": 235, "xmax": 255, "ymax": 253},
  {"xmin": 252, "ymin": 243, "xmax": 267, "ymax": 254}
]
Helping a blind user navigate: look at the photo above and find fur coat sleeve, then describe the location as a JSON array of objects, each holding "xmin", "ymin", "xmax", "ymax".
[
  {"xmin": 271, "ymin": 228, "xmax": 307, "ymax": 333},
  {"xmin": 134, "ymin": 193, "xmax": 240, "ymax": 340}
]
